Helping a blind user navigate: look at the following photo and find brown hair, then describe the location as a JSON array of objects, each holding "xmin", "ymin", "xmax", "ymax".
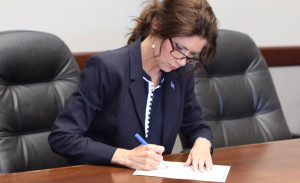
[{"xmin": 127, "ymin": 0, "xmax": 218, "ymax": 71}]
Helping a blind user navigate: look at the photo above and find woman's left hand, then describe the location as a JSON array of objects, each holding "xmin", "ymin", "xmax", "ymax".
[{"xmin": 184, "ymin": 138, "xmax": 213, "ymax": 172}]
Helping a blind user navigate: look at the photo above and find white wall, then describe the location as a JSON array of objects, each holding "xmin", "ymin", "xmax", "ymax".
[
  {"xmin": 1, "ymin": 0, "xmax": 300, "ymax": 153},
  {"xmin": 1, "ymin": 0, "xmax": 300, "ymax": 51},
  {"xmin": 269, "ymin": 66, "xmax": 300, "ymax": 136},
  {"xmin": 0, "ymin": 0, "xmax": 144, "ymax": 52},
  {"xmin": 207, "ymin": 0, "xmax": 300, "ymax": 47}
]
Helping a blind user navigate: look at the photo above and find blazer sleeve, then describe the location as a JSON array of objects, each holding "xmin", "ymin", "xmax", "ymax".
[
  {"xmin": 48, "ymin": 55, "xmax": 116, "ymax": 165},
  {"xmin": 180, "ymin": 72, "xmax": 214, "ymax": 148}
]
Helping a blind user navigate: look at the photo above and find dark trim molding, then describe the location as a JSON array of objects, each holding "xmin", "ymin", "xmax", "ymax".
[
  {"xmin": 260, "ymin": 46, "xmax": 300, "ymax": 67},
  {"xmin": 73, "ymin": 47, "xmax": 300, "ymax": 70},
  {"xmin": 73, "ymin": 52, "xmax": 98, "ymax": 70}
]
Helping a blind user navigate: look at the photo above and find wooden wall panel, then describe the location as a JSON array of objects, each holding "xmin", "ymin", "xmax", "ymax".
[
  {"xmin": 73, "ymin": 47, "xmax": 300, "ymax": 70},
  {"xmin": 260, "ymin": 47, "xmax": 300, "ymax": 67},
  {"xmin": 73, "ymin": 52, "xmax": 98, "ymax": 70}
]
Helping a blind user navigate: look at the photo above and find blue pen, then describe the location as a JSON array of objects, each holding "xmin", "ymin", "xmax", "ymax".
[{"xmin": 135, "ymin": 133, "xmax": 168, "ymax": 168}]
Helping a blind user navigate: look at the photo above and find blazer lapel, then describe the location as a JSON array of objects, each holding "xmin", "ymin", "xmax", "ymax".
[
  {"xmin": 128, "ymin": 38, "xmax": 146, "ymax": 130},
  {"xmin": 129, "ymin": 79, "xmax": 146, "ymax": 130}
]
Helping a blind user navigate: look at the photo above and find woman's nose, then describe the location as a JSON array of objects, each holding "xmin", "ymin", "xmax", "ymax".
[{"xmin": 176, "ymin": 58, "xmax": 187, "ymax": 67}]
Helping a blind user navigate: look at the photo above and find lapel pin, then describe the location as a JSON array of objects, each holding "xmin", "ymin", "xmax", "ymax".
[{"xmin": 170, "ymin": 81, "xmax": 175, "ymax": 90}]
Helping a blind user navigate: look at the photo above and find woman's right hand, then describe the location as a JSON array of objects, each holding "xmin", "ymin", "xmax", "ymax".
[{"xmin": 111, "ymin": 144, "xmax": 165, "ymax": 170}]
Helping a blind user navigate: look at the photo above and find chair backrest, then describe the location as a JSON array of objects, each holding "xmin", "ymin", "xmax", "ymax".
[
  {"xmin": 185, "ymin": 29, "xmax": 292, "ymax": 148},
  {"xmin": 0, "ymin": 30, "xmax": 80, "ymax": 173}
]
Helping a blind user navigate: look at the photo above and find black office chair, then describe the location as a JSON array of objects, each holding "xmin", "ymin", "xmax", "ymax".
[
  {"xmin": 180, "ymin": 29, "xmax": 292, "ymax": 150},
  {"xmin": 0, "ymin": 30, "xmax": 80, "ymax": 173}
]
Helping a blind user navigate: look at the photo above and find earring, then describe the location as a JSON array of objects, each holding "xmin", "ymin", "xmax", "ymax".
[{"xmin": 152, "ymin": 44, "xmax": 156, "ymax": 49}]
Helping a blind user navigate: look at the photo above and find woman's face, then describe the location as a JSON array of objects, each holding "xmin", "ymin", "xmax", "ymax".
[{"xmin": 157, "ymin": 35, "xmax": 207, "ymax": 72}]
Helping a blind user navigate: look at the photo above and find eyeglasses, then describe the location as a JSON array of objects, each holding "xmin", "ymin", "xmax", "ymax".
[{"xmin": 169, "ymin": 38, "xmax": 204, "ymax": 65}]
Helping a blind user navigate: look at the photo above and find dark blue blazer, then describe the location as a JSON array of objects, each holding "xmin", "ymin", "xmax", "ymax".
[{"xmin": 48, "ymin": 38, "xmax": 213, "ymax": 165}]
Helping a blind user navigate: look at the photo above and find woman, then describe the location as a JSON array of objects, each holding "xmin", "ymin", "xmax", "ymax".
[{"xmin": 49, "ymin": 0, "xmax": 218, "ymax": 172}]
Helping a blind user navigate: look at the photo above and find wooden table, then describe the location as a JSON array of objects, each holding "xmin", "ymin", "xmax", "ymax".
[{"xmin": 1, "ymin": 139, "xmax": 300, "ymax": 183}]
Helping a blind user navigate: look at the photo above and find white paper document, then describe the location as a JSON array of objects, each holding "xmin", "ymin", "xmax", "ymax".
[{"xmin": 133, "ymin": 161, "xmax": 230, "ymax": 182}]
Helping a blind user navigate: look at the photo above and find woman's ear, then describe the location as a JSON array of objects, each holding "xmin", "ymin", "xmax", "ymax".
[{"xmin": 151, "ymin": 17, "xmax": 160, "ymax": 32}]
